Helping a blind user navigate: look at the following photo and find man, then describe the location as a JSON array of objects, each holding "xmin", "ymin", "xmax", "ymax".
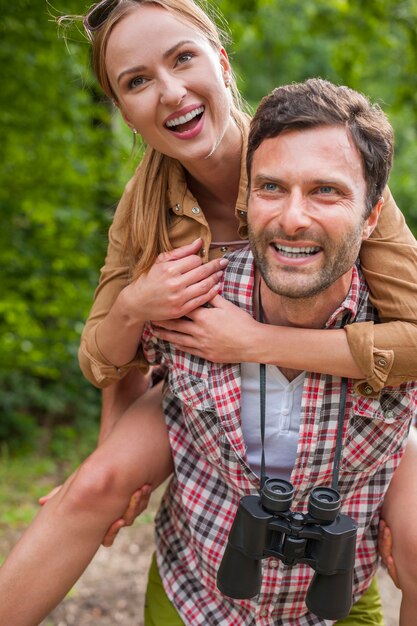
[{"xmin": 142, "ymin": 78, "xmax": 416, "ymax": 624}]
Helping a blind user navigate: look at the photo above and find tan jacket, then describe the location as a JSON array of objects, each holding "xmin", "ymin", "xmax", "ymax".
[{"xmin": 79, "ymin": 140, "xmax": 417, "ymax": 397}]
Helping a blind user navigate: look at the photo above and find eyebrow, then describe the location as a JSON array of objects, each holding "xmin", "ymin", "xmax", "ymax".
[
  {"xmin": 251, "ymin": 174, "xmax": 349, "ymax": 188},
  {"xmin": 117, "ymin": 39, "xmax": 195, "ymax": 84}
]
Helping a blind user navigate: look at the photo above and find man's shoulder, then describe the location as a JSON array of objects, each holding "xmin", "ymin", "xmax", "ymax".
[
  {"xmin": 347, "ymin": 264, "xmax": 379, "ymax": 325},
  {"xmin": 221, "ymin": 246, "xmax": 254, "ymax": 309},
  {"xmin": 222, "ymin": 245, "xmax": 253, "ymax": 284}
]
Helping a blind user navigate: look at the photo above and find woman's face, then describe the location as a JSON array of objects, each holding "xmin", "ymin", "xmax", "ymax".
[{"xmin": 105, "ymin": 4, "xmax": 236, "ymax": 165}]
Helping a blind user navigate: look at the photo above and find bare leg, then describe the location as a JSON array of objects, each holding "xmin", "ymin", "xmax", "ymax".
[
  {"xmin": 0, "ymin": 383, "xmax": 173, "ymax": 626},
  {"xmin": 381, "ymin": 426, "xmax": 417, "ymax": 626}
]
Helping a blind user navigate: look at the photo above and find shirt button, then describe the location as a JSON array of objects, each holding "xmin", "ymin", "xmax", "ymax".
[
  {"xmin": 220, "ymin": 246, "xmax": 228, "ymax": 252},
  {"xmin": 192, "ymin": 206, "xmax": 200, "ymax": 214},
  {"xmin": 281, "ymin": 408, "xmax": 289, "ymax": 416},
  {"xmin": 174, "ymin": 204, "xmax": 180, "ymax": 212},
  {"xmin": 363, "ymin": 385, "xmax": 374, "ymax": 395},
  {"xmin": 239, "ymin": 210, "xmax": 246, "ymax": 216},
  {"xmin": 200, "ymin": 248, "xmax": 206, "ymax": 256},
  {"xmin": 378, "ymin": 358, "xmax": 387, "ymax": 367},
  {"xmin": 259, "ymin": 609, "xmax": 268, "ymax": 617},
  {"xmin": 385, "ymin": 410, "xmax": 394, "ymax": 419},
  {"xmin": 269, "ymin": 558, "xmax": 279, "ymax": 568}
]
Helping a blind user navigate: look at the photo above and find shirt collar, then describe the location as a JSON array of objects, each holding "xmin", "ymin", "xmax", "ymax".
[{"xmin": 326, "ymin": 263, "xmax": 367, "ymax": 329}]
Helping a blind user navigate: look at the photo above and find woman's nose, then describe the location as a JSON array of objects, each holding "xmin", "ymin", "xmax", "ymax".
[{"xmin": 159, "ymin": 77, "xmax": 187, "ymax": 106}]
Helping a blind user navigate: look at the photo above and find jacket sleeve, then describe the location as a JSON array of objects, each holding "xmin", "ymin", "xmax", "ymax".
[
  {"xmin": 78, "ymin": 178, "xmax": 149, "ymax": 388},
  {"xmin": 347, "ymin": 187, "xmax": 417, "ymax": 396}
]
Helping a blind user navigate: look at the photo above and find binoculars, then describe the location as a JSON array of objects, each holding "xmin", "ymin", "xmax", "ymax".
[{"xmin": 217, "ymin": 479, "xmax": 357, "ymax": 620}]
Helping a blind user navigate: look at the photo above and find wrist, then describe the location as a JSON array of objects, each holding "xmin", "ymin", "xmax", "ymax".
[
  {"xmin": 116, "ymin": 283, "xmax": 148, "ymax": 328},
  {"xmin": 237, "ymin": 318, "xmax": 266, "ymax": 362}
]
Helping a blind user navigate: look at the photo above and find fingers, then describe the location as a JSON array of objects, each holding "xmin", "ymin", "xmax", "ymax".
[
  {"xmin": 102, "ymin": 519, "xmax": 125, "ymax": 548},
  {"xmin": 155, "ymin": 238, "xmax": 203, "ymax": 263},
  {"xmin": 181, "ymin": 257, "xmax": 228, "ymax": 288},
  {"xmin": 156, "ymin": 248, "xmax": 228, "ymax": 287},
  {"xmin": 123, "ymin": 486, "xmax": 152, "ymax": 526},
  {"xmin": 378, "ymin": 519, "xmax": 400, "ymax": 588},
  {"xmin": 101, "ymin": 485, "xmax": 152, "ymax": 548},
  {"xmin": 153, "ymin": 317, "xmax": 196, "ymax": 338},
  {"xmin": 378, "ymin": 519, "xmax": 393, "ymax": 562},
  {"xmin": 38, "ymin": 485, "xmax": 62, "ymax": 506}
]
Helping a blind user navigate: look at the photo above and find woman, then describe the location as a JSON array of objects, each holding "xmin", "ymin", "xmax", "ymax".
[{"xmin": 0, "ymin": 1, "xmax": 416, "ymax": 625}]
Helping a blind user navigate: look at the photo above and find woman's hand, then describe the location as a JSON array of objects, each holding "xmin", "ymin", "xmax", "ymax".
[
  {"xmin": 124, "ymin": 239, "xmax": 228, "ymax": 324},
  {"xmin": 39, "ymin": 484, "xmax": 152, "ymax": 547},
  {"xmin": 378, "ymin": 519, "xmax": 400, "ymax": 588},
  {"xmin": 152, "ymin": 294, "xmax": 258, "ymax": 362},
  {"xmin": 101, "ymin": 485, "xmax": 152, "ymax": 547}
]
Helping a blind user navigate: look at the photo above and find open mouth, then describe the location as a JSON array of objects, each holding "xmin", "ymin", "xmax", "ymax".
[
  {"xmin": 272, "ymin": 243, "xmax": 321, "ymax": 258},
  {"xmin": 165, "ymin": 106, "xmax": 205, "ymax": 133}
]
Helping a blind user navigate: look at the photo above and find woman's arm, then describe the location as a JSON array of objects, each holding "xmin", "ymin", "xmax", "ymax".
[
  {"xmin": 155, "ymin": 189, "xmax": 417, "ymax": 393},
  {"xmin": 79, "ymin": 179, "xmax": 227, "ymax": 388},
  {"xmin": 348, "ymin": 187, "xmax": 417, "ymax": 392},
  {"xmin": 153, "ymin": 294, "xmax": 364, "ymax": 378}
]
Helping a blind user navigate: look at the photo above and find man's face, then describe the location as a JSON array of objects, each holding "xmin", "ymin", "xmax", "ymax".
[{"xmin": 248, "ymin": 125, "xmax": 379, "ymax": 299}]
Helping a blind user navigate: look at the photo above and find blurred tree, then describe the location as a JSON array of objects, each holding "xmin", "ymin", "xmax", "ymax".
[
  {"xmin": 0, "ymin": 0, "xmax": 416, "ymax": 451},
  {"xmin": 0, "ymin": 0, "xmax": 134, "ymax": 450},
  {"xmin": 218, "ymin": 0, "xmax": 417, "ymax": 228}
]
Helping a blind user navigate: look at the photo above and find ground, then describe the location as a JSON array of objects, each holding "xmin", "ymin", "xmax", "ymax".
[{"xmin": 31, "ymin": 491, "xmax": 402, "ymax": 626}]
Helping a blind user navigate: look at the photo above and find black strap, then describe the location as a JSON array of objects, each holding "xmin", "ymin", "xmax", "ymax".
[
  {"xmin": 332, "ymin": 377, "xmax": 348, "ymax": 490},
  {"xmin": 258, "ymin": 282, "xmax": 268, "ymax": 489},
  {"xmin": 258, "ymin": 280, "xmax": 348, "ymax": 493}
]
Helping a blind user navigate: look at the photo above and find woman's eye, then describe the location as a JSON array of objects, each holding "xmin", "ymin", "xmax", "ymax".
[
  {"xmin": 128, "ymin": 76, "xmax": 147, "ymax": 90},
  {"xmin": 177, "ymin": 52, "xmax": 194, "ymax": 65}
]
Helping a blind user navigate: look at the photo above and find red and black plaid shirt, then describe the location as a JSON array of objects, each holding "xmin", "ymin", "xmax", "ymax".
[{"xmin": 142, "ymin": 248, "xmax": 416, "ymax": 625}]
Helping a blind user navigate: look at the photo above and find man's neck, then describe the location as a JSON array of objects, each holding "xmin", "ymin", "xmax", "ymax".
[{"xmin": 256, "ymin": 269, "xmax": 353, "ymax": 380}]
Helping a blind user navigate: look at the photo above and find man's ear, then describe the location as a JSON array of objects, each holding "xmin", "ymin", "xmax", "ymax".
[{"xmin": 362, "ymin": 197, "xmax": 383, "ymax": 240}]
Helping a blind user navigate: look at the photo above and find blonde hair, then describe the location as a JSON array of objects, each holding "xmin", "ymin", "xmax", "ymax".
[{"xmin": 85, "ymin": 0, "xmax": 248, "ymax": 278}]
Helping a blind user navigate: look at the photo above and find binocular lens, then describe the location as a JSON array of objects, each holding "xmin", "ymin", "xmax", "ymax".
[
  {"xmin": 308, "ymin": 487, "xmax": 341, "ymax": 521},
  {"xmin": 261, "ymin": 478, "xmax": 294, "ymax": 513}
]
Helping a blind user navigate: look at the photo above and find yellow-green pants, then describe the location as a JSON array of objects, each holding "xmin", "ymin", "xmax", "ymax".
[{"xmin": 144, "ymin": 553, "xmax": 384, "ymax": 625}]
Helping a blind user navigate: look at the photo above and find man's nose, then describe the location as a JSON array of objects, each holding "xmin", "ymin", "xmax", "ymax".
[
  {"xmin": 159, "ymin": 75, "xmax": 187, "ymax": 106},
  {"xmin": 278, "ymin": 192, "xmax": 311, "ymax": 235}
]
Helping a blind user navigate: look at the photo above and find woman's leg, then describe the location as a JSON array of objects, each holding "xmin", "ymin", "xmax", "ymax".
[
  {"xmin": 0, "ymin": 383, "xmax": 173, "ymax": 626},
  {"xmin": 380, "ymin": 426, "xmax": 417, "ymax": 626}
]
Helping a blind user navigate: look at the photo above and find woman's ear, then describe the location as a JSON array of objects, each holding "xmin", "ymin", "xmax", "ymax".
[
  {"xmin": 219, "ymin": 47, "xmax": 231, "ymax": 86},
  {"xmin": 117, "ymin": 105, "xmax": 137, "ymax": 134}
]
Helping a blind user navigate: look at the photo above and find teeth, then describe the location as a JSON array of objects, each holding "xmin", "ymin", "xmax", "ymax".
[
  {"xmin": 273, "ymin": 244, "xmax": 320, "ymax": 258},
  {"xmin": 166, "ymin": 106, "xmax": 204, "ymax": 128}
]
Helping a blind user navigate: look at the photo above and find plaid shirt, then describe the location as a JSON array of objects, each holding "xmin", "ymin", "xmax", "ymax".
[{"xmin": 142, "ymin": 248, "xmax": 416, "ymax": 625}]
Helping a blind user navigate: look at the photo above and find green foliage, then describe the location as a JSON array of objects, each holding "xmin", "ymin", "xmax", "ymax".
[
  {"xmin": 218, "ymin": 0, "xmax": 417, "ymax": 229},
  {"xmin": 0, "ymin": 0, "xmax": 134, "ymax": 451},
  {"xmin": 0, "ymin": 0, "xmax": 416, "ymax": 451}
]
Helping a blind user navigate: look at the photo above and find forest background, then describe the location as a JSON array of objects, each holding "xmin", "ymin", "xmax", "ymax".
[{"xmin": 1, "ymin": 0, "xmax": 417, "ymax": 464}]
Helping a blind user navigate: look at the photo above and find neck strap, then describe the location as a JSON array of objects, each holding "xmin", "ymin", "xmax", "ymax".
[{"xmin": 257, "ymin": 280, "xmax": 348, "ymax": 492}]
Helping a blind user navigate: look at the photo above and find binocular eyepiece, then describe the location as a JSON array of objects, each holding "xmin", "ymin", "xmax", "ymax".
[{"xmin": 217, "ymin": 479, "xmax": 357, "ymax": 620}]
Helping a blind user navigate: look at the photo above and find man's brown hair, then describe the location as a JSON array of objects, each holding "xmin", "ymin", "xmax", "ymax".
[{"xmin": 247, "ymin": 78, "xmax": 394, "ymax": 215}]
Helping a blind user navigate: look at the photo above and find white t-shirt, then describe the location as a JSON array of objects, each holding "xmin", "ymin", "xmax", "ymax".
[{"xmin": 240, "ymin": 362, "xmax": 305, "ymax": 482}]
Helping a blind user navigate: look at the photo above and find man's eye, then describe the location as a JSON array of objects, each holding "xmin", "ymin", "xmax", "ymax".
[
  {"xmin": 263, "ymin": 183, "xmax": 278, "ymax": 192},
  {"xmin": 317, "ymin": 186, "xmax": 336, "ymax": 194}
]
